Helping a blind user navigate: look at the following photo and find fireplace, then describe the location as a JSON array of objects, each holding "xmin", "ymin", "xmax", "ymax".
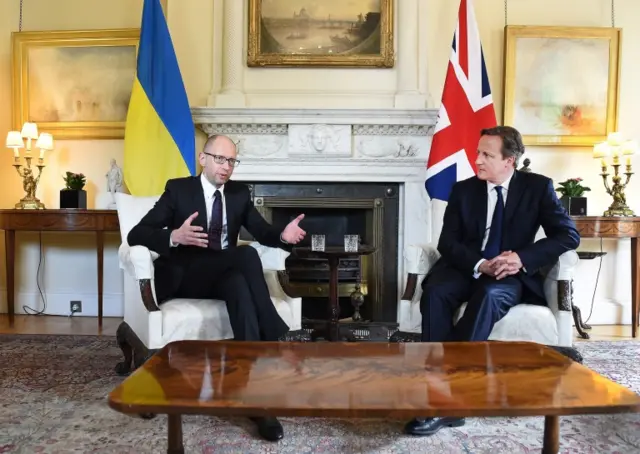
[
  {"xmin": 242, "ymin": 182, "xmax": 400, "ymax": 325},
  {"xmin": 193, "ymin": 106, "xmax": 437, "ymax": 339}
]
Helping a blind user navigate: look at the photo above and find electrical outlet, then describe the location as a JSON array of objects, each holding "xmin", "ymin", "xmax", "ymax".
[{"xmin": 70, "ymin": 301, "xmax": 82, "ymax": 313}]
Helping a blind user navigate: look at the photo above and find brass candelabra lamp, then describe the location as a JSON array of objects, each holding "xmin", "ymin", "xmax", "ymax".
[
  {"xmin": 593, "ymin": 132, "xmax": 638, "ymax": 217},
  {"xmin": 5, "ymin": 122, "xmax": 54, "ymax": 210}
]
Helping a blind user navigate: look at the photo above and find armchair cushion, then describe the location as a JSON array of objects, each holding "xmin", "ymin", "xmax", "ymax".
[{"xmin": 399, "ymin": 244, "xmax": 576, "ymax": 347}]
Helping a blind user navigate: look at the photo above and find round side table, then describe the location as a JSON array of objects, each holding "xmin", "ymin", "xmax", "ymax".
[{"xmin": 292, "ymin": 245, "xmax": 376, "ymax": 342}]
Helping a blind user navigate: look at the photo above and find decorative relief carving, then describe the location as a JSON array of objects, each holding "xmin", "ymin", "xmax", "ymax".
[
  {"xmin": 353, "ymin": 124, "xmax": 433, "ymax": 136},
  {"xmin": 288, "ymin": 124, "xmax": 351, "ymax": 156},
  {"xmin": 355, "ymin": 136, "xmax": 428, "ymax": 159},
  {"xmin": 396, "ymin": 139, "xmax": 418, "ymax": 157},
  {"xmin": 234, "ymin": 135, "xmax": 286, "ymax": 158},
  {"xmin": 198, "ymin": 123, "xmax": 288, "ymax": 136}
]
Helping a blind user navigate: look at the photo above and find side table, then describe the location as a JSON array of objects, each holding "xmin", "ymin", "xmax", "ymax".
[
  {"xmin": 0, "ymin": 209, "xmax": 120, "ymax": 327},
  {"xmin": 292, "ymin": 245, "xmax": 376, "ymax": 341},
  {"xmin": 572, "ymin": 216, "xmax": 640, "ymax": 338}
]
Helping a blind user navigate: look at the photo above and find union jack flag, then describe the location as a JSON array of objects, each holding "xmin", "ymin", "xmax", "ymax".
[{"xmin": 425, "ymin": 0, "xmax": 497, "ymax": 202}]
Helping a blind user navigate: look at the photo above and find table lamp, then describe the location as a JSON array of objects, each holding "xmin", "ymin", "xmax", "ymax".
[
  {"xmin": 5, "ymin": 122, "xmax": 54, "ymax": 209},
  {"xmin": 593, "ymin": 132, "xmax": 637, "ymax": 217}
]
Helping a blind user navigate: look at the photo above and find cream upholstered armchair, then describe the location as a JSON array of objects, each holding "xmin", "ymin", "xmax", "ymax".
[
  {"xmin": 393, "ymin": 244, "xmax": 579, "ymax": 347},
  {"xmin": 391, "ymin": 163, "xmax": 580, "ymax": 353},
  {"xmin": 113, "ymin": 192, "xmax": 303, "ymax": 376}
]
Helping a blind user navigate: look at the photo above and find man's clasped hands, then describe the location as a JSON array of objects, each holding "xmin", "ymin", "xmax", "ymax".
[{"xmin": 478, "ymin": 251, "xmax": 523, "ymax": 280}]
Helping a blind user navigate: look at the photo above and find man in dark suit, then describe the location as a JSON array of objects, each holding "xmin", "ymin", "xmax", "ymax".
[
  {"xmin": 404, "ymin": 126, "xmax": 580, "ymax": 436},
  {"xmin": 127, "ymin": 134, "xmax": 306, "ymax": 442}
]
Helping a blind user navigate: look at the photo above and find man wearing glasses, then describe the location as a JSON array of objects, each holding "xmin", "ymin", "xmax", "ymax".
[{"xmin": 127, "ymin": 134, "xmax": 306, "ymax": 442}]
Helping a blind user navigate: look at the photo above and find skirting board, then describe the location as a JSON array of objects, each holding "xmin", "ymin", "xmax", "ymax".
[
  {"xmin": 0, "ymin": 290, "xmax": 123, "ymax": 318},
  {"xmin": 0, "ymin": 289, "xmax": 633, "ymax": 325},
  {"xmin": 572, "ymin": 298, "xmax": 633, "ymax": 326}
]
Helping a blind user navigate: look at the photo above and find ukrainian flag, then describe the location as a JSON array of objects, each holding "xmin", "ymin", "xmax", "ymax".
[{"xmin": 123, "ymin": 0, "xmax": 195, "ymax": 196}]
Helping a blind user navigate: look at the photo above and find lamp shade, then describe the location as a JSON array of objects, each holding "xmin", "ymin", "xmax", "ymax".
[
  {"xmin": 607, "ymin": 132, "xmax": 623, "ymax": 146},
  {"xmin": 593, "ymin": 141, "xmax": 609, "ymax": 159},
  {"xmin": 622, "ymin": 140, "xmax": 638, "ymax": 156},
  {"xmin": 36, "ymin": 133, "xmax": 54, "ymax": 150},
  {"xmin": 6, "ymin": 131, "xmax": 23, "ymax": 148}
]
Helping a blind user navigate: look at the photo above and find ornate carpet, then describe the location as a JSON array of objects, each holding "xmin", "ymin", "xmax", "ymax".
[{"xmin": 0, "ymin": 335, "xmax": 638, "ymax": 454}]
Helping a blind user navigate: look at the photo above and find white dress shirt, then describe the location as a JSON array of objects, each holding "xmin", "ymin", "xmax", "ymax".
[
  {"xmin": 200, "ymin": 173, "xmax": 228, "ymax": 249},
  {"xmin": 170, "ymin": 174, "xmax": 228, "ymax": 249},
  {"xmin": 473, "ymin": 172, "xmax": 513, "ymax": 278}
]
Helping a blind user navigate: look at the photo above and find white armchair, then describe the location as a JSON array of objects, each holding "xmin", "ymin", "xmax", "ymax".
[
  {"xmin": 393, "ymin": 244, "xmax": 579, "ymax": 347},
  {"xmin": 113, "ymin": 192, "xmax": 303, "ymax": 375},
  {"xmin": 391, "ymin": 162, "xmax": 581, "ymax": 353}
]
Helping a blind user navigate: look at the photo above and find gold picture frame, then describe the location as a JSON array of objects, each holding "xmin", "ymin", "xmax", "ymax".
[
  {"xmin": 11, "ymin": 29, "xmax": 140, "ymax": 140},
  {"xmin": 503, "ymin": 26, "xmax": 621, "ymax": 147},
  {"xmin": 247, "ymin": 0, "xmax": 394, "ymax": 68}
]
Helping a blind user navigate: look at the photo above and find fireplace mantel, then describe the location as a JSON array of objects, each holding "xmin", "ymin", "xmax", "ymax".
[
  {"xmin": 191, "ymin": 107, "xmax": 438, "ymax": 126},
  {"xmin": 190, "ymin": 107, "xmax": 438, "ymax": 319}
]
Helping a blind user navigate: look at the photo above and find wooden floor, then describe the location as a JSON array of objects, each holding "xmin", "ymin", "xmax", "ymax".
[
  {"xmin": 0, "ymin": 314, "xmax": 637, "ymax": 341},
  {"xmin": 0, "ymin": 314, "xmax": 121, "ymax": 336}
]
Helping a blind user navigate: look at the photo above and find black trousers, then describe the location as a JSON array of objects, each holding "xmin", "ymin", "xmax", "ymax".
[
  {"xmin": 420, "ymin": 263, "xmax": 522, "ymax": 342},
  {"xmin": 175, "ymin": 245, "xmax": 290, "ymax": 341}
]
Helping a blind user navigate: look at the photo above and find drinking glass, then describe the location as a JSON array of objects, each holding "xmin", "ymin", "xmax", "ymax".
[
  {"xmin": 344, "ymin": 234, "xmax": 359, "ymax": 252},
  {"xmin": 311, "ymin": 234, "xmax": 326, "ymax": 252}
]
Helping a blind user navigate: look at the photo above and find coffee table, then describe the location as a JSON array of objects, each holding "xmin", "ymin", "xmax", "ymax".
[
  {"xmin": 292, "ymin": 245, "xmax": 376, "ymax": 341},
  {"xmin": 108, "ymin": 340, "xmax": 640, "ymax": 454}
]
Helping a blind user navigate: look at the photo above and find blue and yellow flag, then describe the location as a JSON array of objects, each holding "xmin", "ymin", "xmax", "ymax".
[{"xmin": 124, "ymin": 0, "xmax": 195, "ymax": 196}]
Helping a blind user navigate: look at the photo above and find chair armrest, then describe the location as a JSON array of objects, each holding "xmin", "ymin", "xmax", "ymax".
[
  {"xmin": 248, "ymin": 242, "xmax": 289, "ymax": 271},
  {"xmin": 405, "ymin": 244, "xmax": 440, "ymax": 275},
  {"xmin": 401, "ymin": 244, "xmax": 439, "ymax": 301},
  {"xmin": 542, "ymin": 250, "xmax": 579, "ymax": 281},
  {"xmin": 118, "ymin": 243, "xmax": 159, "ymax": 280}
]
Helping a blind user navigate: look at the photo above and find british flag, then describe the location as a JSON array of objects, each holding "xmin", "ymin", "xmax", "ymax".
[{"xmin": 425, "ymin": 0, "xmax": 497, "ymax": 202}]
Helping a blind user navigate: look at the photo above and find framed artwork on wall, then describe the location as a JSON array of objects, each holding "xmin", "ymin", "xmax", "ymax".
[
  {"xmin": 247, "ymin": 0, "xmax": 394, "ymax": 68},
  {"xmin": 503, "ymin": 25, "xmax": 621, "ymax": 147},
  {"xmin": 11, "ymin": 29, "xmax": 140, "ymax": 140}
]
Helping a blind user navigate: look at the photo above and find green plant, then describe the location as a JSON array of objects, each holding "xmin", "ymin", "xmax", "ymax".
[
  {"xmin": 63, "ymin": 172, "xmax": 86, "ymax": 191},
  {"xmin": 555, "ymin": 177, "xmax": 591, "ymax": 198}
]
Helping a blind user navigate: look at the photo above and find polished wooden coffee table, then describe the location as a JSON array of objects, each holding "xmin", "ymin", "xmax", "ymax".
[{"xmin": 108, "ymin": 341, "xmax": 640, "ymax": 454}]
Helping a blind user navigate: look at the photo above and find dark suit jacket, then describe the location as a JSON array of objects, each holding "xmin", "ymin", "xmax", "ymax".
[
  {"xmin": 435, "ymin": 170, "xmax": 580, "ymax": 302},
  {"xmin": 127, "ymin": 176, "xmax": 288, "ymax": 302}
]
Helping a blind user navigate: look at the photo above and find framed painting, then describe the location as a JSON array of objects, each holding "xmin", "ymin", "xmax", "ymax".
[
  {"xmin": 247, "ymin": 0, "xmax": 394, "ymax": 68},
  {"xmin": 503, "ymin": 26, "xmax": 621, "ymax": 147},
  {"xmin": 11, "ymin": 29, "xmax": 140, "ymax": 140}
]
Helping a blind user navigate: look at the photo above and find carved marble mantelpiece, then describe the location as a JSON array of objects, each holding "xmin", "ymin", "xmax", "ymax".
[
  {"xmin": 192, "ymin": 107, "xmax": 437, "ymax": 161},
  {"xmin": 191, "ymin": 107, "xmax": 438, "ymax": 317}
]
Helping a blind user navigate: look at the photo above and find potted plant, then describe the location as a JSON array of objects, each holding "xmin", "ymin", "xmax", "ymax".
[
  {"xmin": 555, "ymin": 177, "xmax": 590, "ymax": 216},
  {"xmin": 60, "ymin": 172, "xmax": 87, "ymax": 209}
]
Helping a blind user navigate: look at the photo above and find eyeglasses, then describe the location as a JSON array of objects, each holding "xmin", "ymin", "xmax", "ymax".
[{"xmin": 203, "ymin": 152, "xmax": 241, "ymax": 167}]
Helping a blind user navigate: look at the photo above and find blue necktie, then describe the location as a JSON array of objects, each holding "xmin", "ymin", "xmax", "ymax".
[
  {"xmin": 208, "ymin": 190, "xmax": 223, "ymax": 250},
  {"xmin": 482, "ymin": 186, "xmax": 504, "ymax": 259}
]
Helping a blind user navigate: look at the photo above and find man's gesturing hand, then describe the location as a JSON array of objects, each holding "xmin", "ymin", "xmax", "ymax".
[
  {"xmin": 281, "ymin": 213, "xmax": 307, "ymax": 244},
  {"xmin": 170, "ymin": 212, "xmax": 208, "ymax": 247}
]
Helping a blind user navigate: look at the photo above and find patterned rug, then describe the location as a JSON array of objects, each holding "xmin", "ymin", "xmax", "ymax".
[{"xmin": 0, "ymin": 335, "xmax": 638, "ymax": 454}]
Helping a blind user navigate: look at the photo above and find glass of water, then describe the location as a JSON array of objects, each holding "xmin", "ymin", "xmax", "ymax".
[
  {"xmin": 344, "ymin": 235, "xmax": 359, "ymax": 252},
  {"xmin": 311, "ymin": 234, "xmax": 325, "ymax": 252}
]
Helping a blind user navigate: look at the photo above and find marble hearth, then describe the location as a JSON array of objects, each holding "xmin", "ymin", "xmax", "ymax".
[{"xmin": 192, "ymin": 107, "xmax": 438, "ymax": 322}]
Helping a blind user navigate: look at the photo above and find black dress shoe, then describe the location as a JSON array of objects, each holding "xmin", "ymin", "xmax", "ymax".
[
  {"xmin": 404, "ymin": 417, "xmax": 465, "ymax": 436},
  {"xmin": 249, "ymin": 416, "xmax": 284, "ymax": 441}
]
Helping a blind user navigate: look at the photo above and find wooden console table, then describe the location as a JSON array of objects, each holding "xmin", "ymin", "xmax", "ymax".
[
  {"xmin": 572, "ymin": 216, "xmax": 640, "ymax": 338},
  {"xmin": 0, "ymin": 209, "xmax": 119, "ymax": 327}
]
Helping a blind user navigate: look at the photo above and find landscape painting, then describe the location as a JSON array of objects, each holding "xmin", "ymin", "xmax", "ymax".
[
  {"xmin": 503, "ymin": 26, "xmax": 621, "ymax": 147},
  {"xmin": 248, "ymin": 0, "xmax": 394, "ymax": 67},
  {"xmin": 12, "ymin": 29, "xmax": 140, "ymax": 139}
]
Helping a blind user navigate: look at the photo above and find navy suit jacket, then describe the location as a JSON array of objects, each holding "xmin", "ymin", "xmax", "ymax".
[
  {"xmin": 127, "ymin": 176, "xmax": 289, "ymax": 303},
  {"xmin": 435, "ymin": 170, "xmax": 580, "ymax": 302}
]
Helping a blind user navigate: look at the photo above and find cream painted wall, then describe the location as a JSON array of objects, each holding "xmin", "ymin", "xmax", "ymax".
[
  {"xmin": 0, "ymin": 0, "xmax": 212, "ymax": 317},
  {"xmin": 0, "ymin": 0, "xmax": 638, "ymax": 327}
]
